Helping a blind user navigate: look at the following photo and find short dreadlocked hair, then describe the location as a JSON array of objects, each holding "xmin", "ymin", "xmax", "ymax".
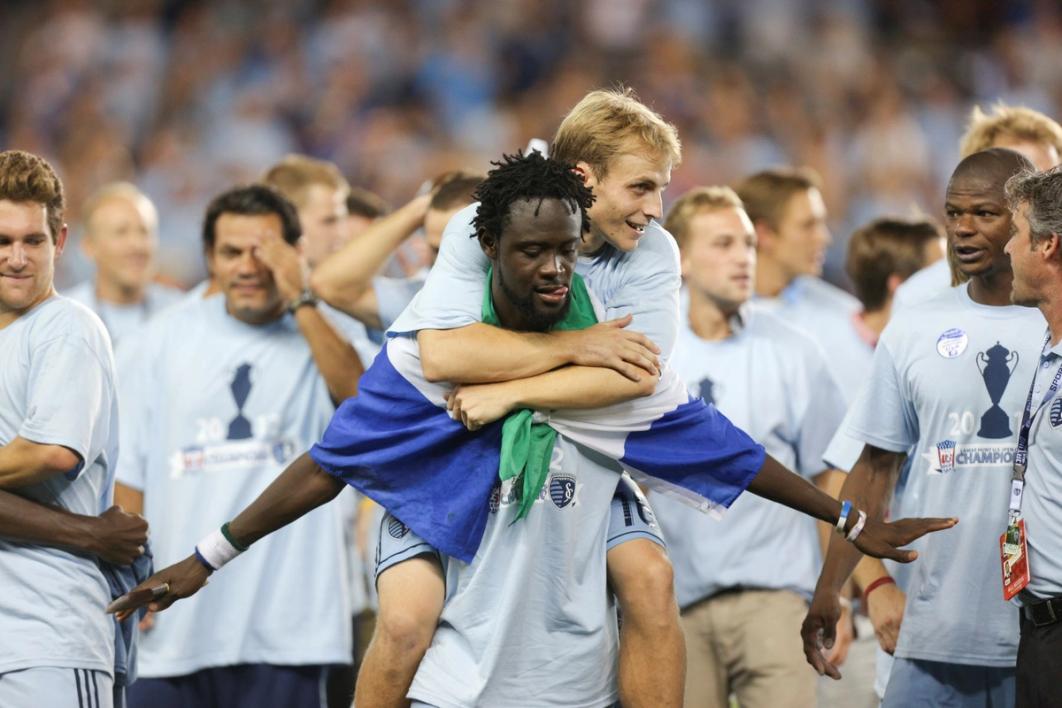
[{"xmin": 471, "ymin": 151, "xmax": 594, "ymax": 244}]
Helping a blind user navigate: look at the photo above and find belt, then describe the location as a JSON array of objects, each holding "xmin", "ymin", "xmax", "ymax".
[{"xmin": 1023, "ymin": 597, "xmax": 1062, "ymax": 627}]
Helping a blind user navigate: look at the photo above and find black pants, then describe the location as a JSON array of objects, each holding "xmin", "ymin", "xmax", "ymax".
[{"xmin": 1017, "ymin": 611, "xmax": 1062, "ymax": 707}]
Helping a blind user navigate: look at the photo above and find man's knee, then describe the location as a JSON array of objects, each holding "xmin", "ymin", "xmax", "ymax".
[
  {"xmin": 373, "ymin": 605, "xmax": 436, "ymax": 656},
  {"xmin": 373, "ymin": 556, "xmax": 445, "ymax": 656}
]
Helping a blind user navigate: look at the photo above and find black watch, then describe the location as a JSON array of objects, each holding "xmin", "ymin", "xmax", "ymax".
[{"xmin": 287, "ymin": 288, "xmax": 319, "ymax": 314}]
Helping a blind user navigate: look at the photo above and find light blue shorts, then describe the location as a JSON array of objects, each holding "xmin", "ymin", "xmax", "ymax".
[
  {"xmin": 882, "ymin": 656, "xmax": 1015, "ymax": 708},
  {"xmin": 375, "ymin": 475, "xmax": 665, "ymax": 581},
  {"xmin": 0, "ymin": 666, "xmax": 114, "ymax": 708}
]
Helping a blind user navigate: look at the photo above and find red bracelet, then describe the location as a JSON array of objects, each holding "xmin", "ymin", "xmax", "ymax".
[{"xmin": 863, "ymin": 576, "xmax": 896, "ymax": 603}]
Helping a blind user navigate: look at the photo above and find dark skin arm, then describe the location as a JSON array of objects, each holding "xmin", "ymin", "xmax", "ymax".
[
  {"xmin": 110, "ymin": 452, "xmax": 344, "ymax": 618},
  {"xmin": 800, "ymin": 444, "xmax": 921, "ymax": 679},
  {"xmin": 0, "ymin": 489, "xmax": 147, "ymax": 565}
]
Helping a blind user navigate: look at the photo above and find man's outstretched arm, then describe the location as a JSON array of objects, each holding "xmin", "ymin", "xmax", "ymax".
[
  {"xmin": 109, "ymin": 452, "xmax": 345, "ymax": 618},
  {"xmin": 799, "ymin": 444, "xmax": 911, "ymax": 679}
]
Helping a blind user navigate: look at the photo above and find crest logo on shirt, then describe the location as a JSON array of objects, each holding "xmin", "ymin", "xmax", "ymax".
[
  {"xmin": 1050, "ymin": 398, "xmax": 1062, "ymax": 428},
  {"xmin": 936, "ymin": 328, "xmax": 968, "ymax": 358},
  {"xmin": 387, "ymin": 517, "xmax": 409, "ymax": 539},
  {"xmin": 227, "ymin": 363, "xmax": 254, "ymax": 440},
  {"xmin": 549, "ymin": 472, "xmax": 576, "ymax": 509},
  {"xmin": 936, "ymin": 440, "xmax": 957, "ymax": 475},
  {"xmin": 488, "ymin": 485, "xmax": 501, "ymax": 514},
  {"xmin": 976, "ymin": 342, "xmax": 1019, "ymax": 439}
]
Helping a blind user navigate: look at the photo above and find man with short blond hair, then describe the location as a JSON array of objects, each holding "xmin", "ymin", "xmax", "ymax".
[
  {"xmin": 66, "ymin": 182, "xmax": 181, "ymax": 344},
  {"xmin": 657, "ymin": 185, "xmax": 849, "ymax": 707},
  {"xmin": 264, "ymin": 154, "xmax": 352, "ymax": 268}
]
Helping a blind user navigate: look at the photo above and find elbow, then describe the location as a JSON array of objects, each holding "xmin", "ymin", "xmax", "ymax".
[
  {"xmin": 633, "ymin": 371, "xmax": 660, "ymax": 398},
  {"xmin": 45, "ymin": 445, "xmax": 82, "ymax": 475},
  {"xmin": 309, "ymin": 269, "xmax": 339, "ymax": 305},
  {"xmin": 417, "ymin": 331, "xmax": 450, "ymax": 382}
]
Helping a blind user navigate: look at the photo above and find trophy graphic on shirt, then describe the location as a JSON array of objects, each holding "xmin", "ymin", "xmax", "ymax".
[
  {"xmin": 976, "ymin": 342, "xmax": 1018, "ymax": 439},
  {"xmin": 227, "ymin": 363, "xmax": 254, "ymax": 440}
]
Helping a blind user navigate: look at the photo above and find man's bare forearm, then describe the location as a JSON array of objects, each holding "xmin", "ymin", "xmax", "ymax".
[
  {"xmin": 419, "ymin": 324, "xmax": 574, "ymax": 383},
  {"xmin": 817, "ymin": 446, "xmax": 904, "ymax": 593},
  {"xmin": 506, "ymin": 366, "xmax": 656, "ymax": 410},
  {"xmin": 0, "ymin": 488, "xmax": 100, "ymax": 554},
  {"xmin": 311, "ymin": 196, "xmax": 428, "ymax": 316},
  {"xmin": 226, "ymin": 453, "xmax": 346, "ymax": 547},
  {"xmin": 748, "ymin": 455, "xmax": 843, "ymax": 524}
]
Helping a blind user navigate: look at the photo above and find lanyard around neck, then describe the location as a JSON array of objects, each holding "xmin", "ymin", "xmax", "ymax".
[{"xmin": 1009, "ymin": 332, "xmax": 1062, "ymax": 521}]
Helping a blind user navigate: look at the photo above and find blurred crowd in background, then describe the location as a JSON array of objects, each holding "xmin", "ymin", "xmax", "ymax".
[{"xmin": 3, "ymin": 0, "xmax": 1062, "ymax": 288}]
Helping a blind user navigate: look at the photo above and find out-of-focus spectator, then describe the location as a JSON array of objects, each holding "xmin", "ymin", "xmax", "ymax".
[
  {"xmin": 64, "ymin": 182, "xmax": 182, "ymax": 344},
  {"xmin": 263, "ymin": 154, "xmax": 351, "ymax": 268}
]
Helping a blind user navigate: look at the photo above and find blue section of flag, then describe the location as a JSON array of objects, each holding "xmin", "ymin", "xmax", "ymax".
[
  {"xmin": 621, "ymin": 398, "xmax": 764, "ymax": 509},
  {"xmin": 310, "ymin": 346, "xmax": 503, "ymax": 563},
  {"xmin": 311, "ymin": 342, "xmax": 765, "ymax": 563}
]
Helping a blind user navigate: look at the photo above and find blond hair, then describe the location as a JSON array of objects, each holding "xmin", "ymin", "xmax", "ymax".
[
  {"xmin": 0, "ymin": 150, "xmax": 65, "ymax": 241},
  {"xmin": 82, "ymin": 182, "xmax": 158, "ymax": 235},
  {"xmin": 664, "ymin": 186, "xmax": 744, "ymax": 248},
  {"xmin": 960, "ymin": 104, "xmax": 1062, "ymax": 158},
  {"xmin": 552, "ymin": 87, "xmax": 681, "ymax": 177},
  {"xmin": 733, "ymin": 167, "xmax": 821, "ymax": 232},
  {"xmin": 263, "ymin": 154, "xmax": 350, "ymax": 210}
]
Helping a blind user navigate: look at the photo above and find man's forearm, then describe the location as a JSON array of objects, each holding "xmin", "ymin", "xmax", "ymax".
[
  {"xmin": 813, "ymin": 469, "xmax": 847, "ymax": 556},
  {"xmin": 505, "ymin": 365, "xmax": 656, "ymax": 410},
  {"xmin": 748, "ymin": 455, "xmax": 842, "ymax": 525},
  {"xmin": 0, "ymin": 488, "xmax": 99, "ymax": 553},
  {"xmin": 419, "ymin": 324, "xmax": 573, "ymax": 383},
  {"xmin": 311, "ymin": 196, "xmax": 427, "ymax": 314},
  {"xmin": 817, "ymin": 446, "xmax": 904, "ymax": 593},
  {"xmin": 295, "ymin": 306, "xmax": 364, "ymax": 402},
  {"xmin": 226, "ymin": 453, "xmax": 345, "ymax": 547},
  {"xmin": 0, "ymin": 437, "xmax": 80, "ymax": 488}
]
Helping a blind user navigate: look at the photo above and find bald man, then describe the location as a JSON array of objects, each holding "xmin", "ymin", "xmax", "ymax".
[
  {"xmin": 804, "ymin": 149, "xmax": 1047, "ymax": 708},
  {"xmin": 66, "ymin": 183, "xmax": 181, "ymax": 344}
]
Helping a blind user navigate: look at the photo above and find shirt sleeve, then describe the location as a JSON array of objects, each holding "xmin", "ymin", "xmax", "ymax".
[
  {"xmin": 387, "ymin": 204, "xmax": 488, "ymax": 335},
  {"xmin": 793, "ymin": 347, "xmax": 848, "ymax": 478},
  {"xmin": 373, "ymin": 275, "xmax": 425, "ymax": 331},
  {"xmin": 19, "ymin": 335, "xmax": 113, "ymax": 477},
  {"xmin": 845, "ymin": 337, "xmax": 918, "ymax": 453},
  {"xmin": 604, "ymin": 228, "xmax": 682, "ymax": 359},
  {"xmin": 113, "ymin": 330, "xmax": 152, "ymax": 490}
]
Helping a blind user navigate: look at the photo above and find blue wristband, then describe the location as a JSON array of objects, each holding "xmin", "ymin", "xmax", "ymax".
[{"xmin": 835, "ymin": 500, "xmax": 853, "ymax": 534}]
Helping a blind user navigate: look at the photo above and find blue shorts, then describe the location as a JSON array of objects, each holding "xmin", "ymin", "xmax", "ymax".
[
  {"xmin": 0, "ymin": 667, "xmax": 114, "ymax": 708},
  {"xmin": 127, "ymin": 664, "xmax": 328, "ymax": 708},
  {"xmin": 882, "ymin": 656, "xmax": 1015, "ymax": 708},
  {"xmin": 375, "ymin": 475, "xmax": 665, "ymax": 580}
]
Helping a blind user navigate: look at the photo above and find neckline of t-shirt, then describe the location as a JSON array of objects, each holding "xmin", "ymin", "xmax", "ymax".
[{"xmin": 955, "ymin": 281, "xmax": 1033, "ymax": 318}]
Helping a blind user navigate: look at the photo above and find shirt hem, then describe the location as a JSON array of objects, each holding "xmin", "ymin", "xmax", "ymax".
[
  {"xmin": 139, "ymin": 650, "xmax": 350, "ymax": 678},
  {"xmin": 0, "ymin": 657, "xmax": 113, "ymax": 678},
  {"xmin": 894, "ymin": 649, "xmax": 1017, "ymax": 668}
]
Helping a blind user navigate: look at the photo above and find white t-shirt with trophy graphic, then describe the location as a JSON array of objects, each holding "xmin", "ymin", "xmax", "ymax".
[
  {"xmin": 115, "ymin": 295, "xmax": 352, "ymax": 677},
  {"xmin": 842, "ymin": 282, "xmax": 1044, "ymax": 666}
]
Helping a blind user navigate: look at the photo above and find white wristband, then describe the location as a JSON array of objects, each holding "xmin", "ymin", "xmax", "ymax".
[
  {"xmin": 195, "ymin": 528, "xmax": 242, "ymax": 571},
  {"xmin": 846, "ymin": 510, "xmax": 868, "ymax": 542}
]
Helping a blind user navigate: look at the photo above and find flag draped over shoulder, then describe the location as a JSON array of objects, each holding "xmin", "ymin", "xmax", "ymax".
[{"xmin": 310, "ymin": 275, "xmax": 765, "ymax": 563}]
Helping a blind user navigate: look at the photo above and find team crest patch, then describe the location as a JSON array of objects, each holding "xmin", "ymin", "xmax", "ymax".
[
  {"xmin": 550, "ymin": 472, "xmax": 576, "ymax": 508},
  {"xmin": 936, "ymin": 440, "xmax": 957, "ymax": 475},
  {"xmin": 1051, "ymin": 398, "xmax": 1062, "ymax": 428},
  {"xmin": 488, "ymin": 486, "xmax": 501, "ymax": 514},
  {"xmin": 936, "ymin": 328, "xmax": 968, "ymax": 359},
  {"xmin": 387, "ymin": 517, "xmax": 409, "ymax": 539}
]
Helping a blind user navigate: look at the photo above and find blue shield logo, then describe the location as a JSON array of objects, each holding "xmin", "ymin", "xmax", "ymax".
[
  {"xmin": 1051, "ymin": 398, "xmax": 1062, "ymax": 428},
  {"xmin": 387, "ymin": 516, "xmax": 409, "ymax": 539},
  {"xmin": 549, "ymin": 472, "xmax": 576, "ymax": 508}
]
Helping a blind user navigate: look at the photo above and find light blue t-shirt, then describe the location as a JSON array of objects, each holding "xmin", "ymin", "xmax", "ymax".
[
  {"xmin": 1018, "ymin": 332, "xmax": 1062, "ymax": 600},
  {"xmin": 892, "ymin": 258, "xmax": 951, "ymax": 311},
  {"xmin": 64, "ymin": 280, "xmax": 183, "ymax": 345},
  {"xmin": 373, "ymin": 270, "xmax": 428, "ymax": 331},
  {"xmin": 652, "ymin": 304, "xmax": 846, "ymax": 607},
  {"xmin": 842, "ymin": 283, "xmax": 1045, "ymax": 666},
  {"xmin": 0, "ymin": 296, "xmax": 119, "ymax": 676},
  {"xmin": 408, "ymin": 434, "xmax": 622, "ymax": 708},
  {"xmin": 756, "ymin": 275, "xmax": 870, "ymax": 402},
  {"xmin": 115, "ymin": 295, "xmax": 352, "ymax": 677},
  {"xmin": 388, "ymin": 203, "xmax": 682, "ymax": 359}
]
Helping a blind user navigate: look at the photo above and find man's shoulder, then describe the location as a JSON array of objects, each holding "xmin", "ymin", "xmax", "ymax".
[
  {"xmin": 30, "ymin": 296, "xmax": 109, "ymax": 345},
  {"xmin": 601, "ymin": 222, "xmax": 680, "ymax": 278},
  {"xmin": 894, "ymin": 259, "xmax": 951, "ymax": 309},
  {"xmin": 62, "ymin": 280, "xmax": 94, "ymax": 306},
  {"xmin": 792, "ymin": 276, "xmax": 860, "ymax": 312}
]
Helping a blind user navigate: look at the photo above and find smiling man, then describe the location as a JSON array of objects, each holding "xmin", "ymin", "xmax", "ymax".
[
  {"xmin": 65, "ymin": 183, "xmax": 181, "ymax": 345},
  {"xmin": 0, "ymin": 150, "xmax": 148, "ymax": 708},
  {"xmin": 802, "ymin": 149, "xmax": 1046, "ymax": 708},
  {"xmin": 113, "ymin": 184, "xmax": 364, "ymax": 708}
]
